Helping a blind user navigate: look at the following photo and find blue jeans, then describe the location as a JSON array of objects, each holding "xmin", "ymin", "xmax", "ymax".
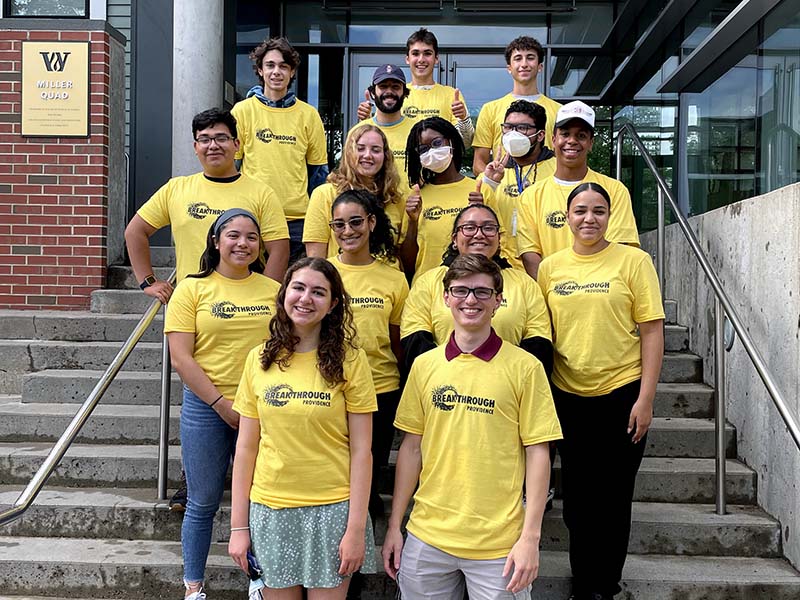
[{"xmin": 180, "ymin": 386, "xmax": 237, "ymax": 583}]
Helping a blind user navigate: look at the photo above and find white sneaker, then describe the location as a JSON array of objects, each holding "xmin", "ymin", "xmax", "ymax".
[
  {"xmin": 185, "ymin": 591, "xmax": 206, "ymax": 600},
  {"xmin": 249, "ymin": 577, "xmax": 266, "ymax": 600}
]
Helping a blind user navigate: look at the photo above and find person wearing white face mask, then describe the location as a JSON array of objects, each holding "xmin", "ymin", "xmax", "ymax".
[
  {"xmin": 399, "ymin": 117, "xmax": 487, "ymax": 283},
  {"xmin": 480, "ymin": 100, "xmax": 555, "ymax": 269}
]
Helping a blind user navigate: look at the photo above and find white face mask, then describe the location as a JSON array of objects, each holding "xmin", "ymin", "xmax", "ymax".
[
  {"xmin": 420, "ymin": 146, "xmax": 453, "ymax": 173},
  {"xmin": 502, "ymin": 130, "xmax": 532, "ymax": 157}
]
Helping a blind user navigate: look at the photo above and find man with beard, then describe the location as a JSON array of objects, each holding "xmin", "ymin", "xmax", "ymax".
[
  {"xmin": 479, "ymin": 100, "xmax": 555, "ymax": 269},
  {"xmin": 232, "ymin": 37, "xmax": 329, "ymax": 262},
  {"xmin": 348, "ymin": 65, "xmax": 415, "ymax": 172},
  {"xmin": 355, "ymin": 28, "xmax": 474, "ymax": 147}
]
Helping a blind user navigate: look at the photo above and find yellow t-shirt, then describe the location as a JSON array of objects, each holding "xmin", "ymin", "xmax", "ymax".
[
  {"xmin": 402, "ymin": 83, "xmax": 469, "ymax": 126},
  {"xmin": 163, "ymin": 271, "xmax": 279, "ymax": 399},
  {"xmin": 348, "ymin": 117, "xmax": 415, "ymax": 170},
  {"xmin": 473, "ymin": 92, "xmax": 562, "ymax": 152},
  {"xmin": 482, "ymin": 157, "xmax": 557, "ymax": 269},
  {"xmin": 516, "ymin": 169, "xmax": 640, "ymax": 259},
  {"xmin": 302, "ymin": 182, "xmax": 406, "ymax": 260},
  {"xmin": 137, "ymin": 173, "xmax": 289, "ymax": 281},
  {"xmin": 403, "ymin": 177, "xmax": 479, "ymax": 283},
  {"xmin": 232, "ymin": 97, "xmax": 328, "ymax": 220},
  {"xmin": 395, "ymin": 341, "xmax": 562, "ymax": 559},
  {"xmin": 330, "ymin": 257, "xmax": 409, "ymax": 393},
  {"xmin": 234, "ymin": 346, "xmax": 377, "ymax": 509},
  {"xmin": 400, "ymin": 265, "xmax": 551, "ymax": 344},
  {"xmin": 538, "ymin": 243, "xmax": 665, "ymax": 396}
]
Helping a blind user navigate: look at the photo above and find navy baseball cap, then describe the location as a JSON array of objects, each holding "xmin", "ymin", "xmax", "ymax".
[{"xmin": 372, "ymin": 64, "xmax": 406, "ymax": 85}]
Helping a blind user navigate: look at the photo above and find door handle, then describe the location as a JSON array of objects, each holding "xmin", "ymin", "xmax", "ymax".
[{"xmin": 451, "ymin": 61, "xmax": 457, "ymax": 88}]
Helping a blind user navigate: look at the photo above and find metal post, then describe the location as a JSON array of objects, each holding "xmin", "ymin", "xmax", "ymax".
[
  {"xmin": 657, "ymin": 186, "xmax": 665, "ymax": 295},
  {"xmin": 715, "ymin": 296, "xmax": 727, "ymax": 515},
  {"xmin": 157, "ymin": 304, "xmax": 172, "ymax": 502},
  {"xmin": 615, "ymin": 129, "xmax": 624, "ymax": 180}
]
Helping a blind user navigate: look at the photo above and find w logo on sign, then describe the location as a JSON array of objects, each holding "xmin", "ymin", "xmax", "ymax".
[{"xmin": 39, "ymin": 51, "xmax": 71, "ymax": 72}]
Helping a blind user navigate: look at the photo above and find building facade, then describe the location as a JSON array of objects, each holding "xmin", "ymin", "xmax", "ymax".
[{"xmin": 0, "ymin": 0, "xmax": 797, "ymax": 308}]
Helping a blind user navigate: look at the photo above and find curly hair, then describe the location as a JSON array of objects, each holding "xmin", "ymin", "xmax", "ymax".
[
  {"xmin": 249, "ymin": 37, "xmax": 301, "ymax": 87},
  {"xmin": 504, "ymin": 36, "xmax": 545, "ymax": 64},
  {"xmin": 440, "ymin": 204, "xmax": 512, "ymax": 269},
  {"xmin": 189, "ymin": 212, "xmax": 265, "ymax": 279},
  {"xmin": 328, "ymin": 124, "xmax": 404, "ymax": 209},
  {"xmin": 331, "ymin": 189, "xmax": 398, "ymax": 263},
  {"xmin": 405, "ymin": 117, "xmax": 464, "ymax": 187},
  {"xmin": 504, "ymin": 99, "xmax": 547, "ymax": 132},
  {"xmin": 260, "ymin": 257, "xmax": 357, "ymax": 386}
]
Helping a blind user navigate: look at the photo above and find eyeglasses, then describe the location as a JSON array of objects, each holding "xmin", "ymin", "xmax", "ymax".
[
  {"xmin": 500, "ymin": 123, "xmax": 537, "ymax": 135},
  {"xmin": 456, "ymin": 223, "xmax": 499, "ymax": 237},
  {"xmin": 416, "ymin": 136, "xmax": 447, "ymax": 155},
  {"xmin": 195, "ymin": 134, "xmax": 234, "ymax": 145},
  {"xmin": 447, "ymin": 286, "xmax": 497, "ymax": 300},
  {"xmin": 329, "ymin": 216, "xmax": 368, "ymax": 231}
]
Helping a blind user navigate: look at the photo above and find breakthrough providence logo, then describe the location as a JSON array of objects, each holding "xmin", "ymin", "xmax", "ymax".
[
  {"xmin": 423, "ymin": 206, "xmax": 462, "ymax": 221},
  {"xmin": 187, "ymin": 202, "xmax": 224, "ymax": 220},
  {"xmin": 263, "ymin": 384, "xmax": 332, "ymax": 408},
  {"xmin": 210, "ymin": 301, "xmax": 273, "ymax": 319},
  {"xmin": 553, "ymin": 280, "xmax": 610, "ymax": 296},
  {"xmin": 256, "ymin": 128, "xmax": 297, "ymax": 145},
  {"xmin": 431, "ymin": 385, "xmax": 495, "ymax": 415}
]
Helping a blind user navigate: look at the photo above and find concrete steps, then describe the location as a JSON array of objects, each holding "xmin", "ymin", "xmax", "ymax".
[
  {"xmin": 0, "ymin": 486, "xmax": 781, "ymax": 558},
  {"xmin": 0, "ymin": 441, "xmax": 754, "ymax": 503},
  {"xmin": 0, "ymin": 537, "xmax": 798, "ymax": 600},
  {"xmin": 21, "ymin": 371, "xmax": 183, "ymax": 405},
  {"xmin": 0, "ymin": 400, "xmax": 735, "ymax": 456}
]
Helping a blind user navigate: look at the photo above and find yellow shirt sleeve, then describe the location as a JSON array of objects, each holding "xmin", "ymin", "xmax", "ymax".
[
  {"xmin": 518, "ymin": 270, "xmax": 553, "ymax": 341},
  {"xmin": 631, "ymin": 254, "xmax": 665, "ymax": 323},
  {"xmin": 136, "ymin": 180, "xmax": 173, "ymax": 230},
  {"xmin": 163, "ymin": 278, "xmax": 197, "ymax": 334},
  {"xmin": 388, "ymin": 278, "xmax": 409, "ymax": 326},
  {"xmin": 303, "ymin": 183, "xmax": 336, "ymax": 244},
  {"xmin": 343, "ymin": 348, "xmax": 379, "ymax": 413},
  {"xmin": 473, "ymin": 98, "xmax": 499, "ymax": 149},
  {"xmin": 394, "ymin": 358, "xmax": 426, "ymax": 435},
  {"xmin": 253, "ymin": 184, "xmax": 290, "ymax": 242},
  {"xmin": 306, "ymin": 109, "xmax": 329, "ymax": 166},
  {"xmin": 233, "ymin": 346, "xmax": 262, "ymax": 419},
  {"xmin": 400, "ymin": 268, "xmax": 438, "ymax": 338},
  {"xmin": 519, "ymin": 358, "xmax": 562, "ymax": 446}
]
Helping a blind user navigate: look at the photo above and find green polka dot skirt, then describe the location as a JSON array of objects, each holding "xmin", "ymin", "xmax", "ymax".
[{"xmin": 249, "ymin": 499, "xmax": 377, "ymax": 589}]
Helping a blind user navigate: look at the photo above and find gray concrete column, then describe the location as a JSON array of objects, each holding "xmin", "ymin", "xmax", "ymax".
[{"xmin": 171, "ymin": 0, "xmax": 224, "ymax": 177}]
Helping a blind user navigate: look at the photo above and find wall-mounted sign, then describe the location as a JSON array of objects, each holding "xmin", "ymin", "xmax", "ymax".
[{"xmin": 21, "ymin": 41, "xmax": 90, "ymax": 137}]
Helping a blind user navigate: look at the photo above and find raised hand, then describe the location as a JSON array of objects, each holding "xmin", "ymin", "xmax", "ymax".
[
  {"xmin": 451, "ymin": 88, "xmax": 467, "ymax": 120},
  {"xmin": 468, "ymin": 178, "xmax": 485, "ymax": 204},
  {"xmin": 357, "ymin": 89, "xmax": 372, "ymax": 121},
  {"xmin": 483, "ymin": 144, "xmax": 510, "ymax": 183},
  {"xmin": 406, "ymin": 184, "xmax": 423, "ymax": 222}
]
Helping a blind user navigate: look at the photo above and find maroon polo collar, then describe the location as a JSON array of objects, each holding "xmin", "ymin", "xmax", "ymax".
[{"xmin": 445, "ymin": 329, "xmax": 503, "ymax": 362}]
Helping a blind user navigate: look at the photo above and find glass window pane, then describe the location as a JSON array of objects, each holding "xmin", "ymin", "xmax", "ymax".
[
  {"xmin": 349, "ymin": 24, "xmax": 547, "ymax": 46},
  {"xmin": 285, "ymin": 1, "xmax": 346, "ymax": 43},
  {"xmin": 550, "ymin": 3, "xmax": 613, "ymax": 44},
  {"xmin": 8, "ymin": 0, "xmax": 86, "ymax": 17}
]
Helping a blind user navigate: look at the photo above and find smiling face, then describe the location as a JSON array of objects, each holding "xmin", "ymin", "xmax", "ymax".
[
  {"xmin": 258, "ymin": 49, "xmax": 295, "ymax": 95},
  {"xmin": 372, "ymin": 79, "xmax": 405, "ymax": 114},
  {"xmin": 353, "ymin": 130, "xmax": 385, "ymax": 178},
  {"xmin": 214, "ymin": 216, "xmax": 261, "ymax": 277},
  {"xmin": 444, "ymin": 272, "xmax": 502, "ymax": 331},
  {"xmin": 567, "ymin": 189, "xmax": 610, "ymax": 248},
  {"xmin": 452, "ymin": 206, "xmax": 500, "ymax": 258},
  {"xmin": 331, "ymin": 201, "xmax": 374, "ymax": 257},
  {"xmin": 194, "ymin": 122, "xmax": 239, "ymax": 176},
  {"xmin": 283, "ymin": 267, "xmax": 337, "ymax": 333},
  {"xmin": 405, "ymin": 41, "xmax": 438, "ymax": 82},
  {"xmin": 553, "ymin": 123, "xmax": 594, "ymax": 169},
  {"xmin": 507, "ymin": 48, "xmax": 543, "ymax": 85}
]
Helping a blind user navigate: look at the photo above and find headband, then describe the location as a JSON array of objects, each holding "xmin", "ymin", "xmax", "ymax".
[{"xmin": 212, "ymin": 208, "xmax": 260, "ymax": 238}]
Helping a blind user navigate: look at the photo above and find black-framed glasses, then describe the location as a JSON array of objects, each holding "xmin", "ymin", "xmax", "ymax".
[
  {"xmin": 447, "ymin": 286, "xmax": 497, "ymax": 300},
  {"xmin": 195, "ymin": 134, "xmax": 234, "ymax": 145},
  {"xmin": 329, "ymin": 216, "xmax": 368, "ymax": 231},
  {"xmin": 456, "ymin": 223, "xmax": 499, "ymax": 237},
  {"xmin": 416, "ymin": 136, "xmax": 447, "ymax": 155},
  {"xmin": 500, "ymin": 123, "xmax": 537, "ymax": 135}
]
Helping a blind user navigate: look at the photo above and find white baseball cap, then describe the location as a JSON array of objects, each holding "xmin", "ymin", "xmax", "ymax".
[{"xmin": 554, "ymin": 101, "xmax": 596, "ymax": 130}]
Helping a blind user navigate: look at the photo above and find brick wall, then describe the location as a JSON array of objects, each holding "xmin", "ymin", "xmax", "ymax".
[{"xmin": 0, "ymin": 28, "xmax": 114, "ymax": 310}]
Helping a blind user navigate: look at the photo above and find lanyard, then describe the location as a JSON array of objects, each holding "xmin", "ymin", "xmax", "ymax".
[{"xmin": 513, "ymin": 162, "xmax": 537, "ymax": 195}]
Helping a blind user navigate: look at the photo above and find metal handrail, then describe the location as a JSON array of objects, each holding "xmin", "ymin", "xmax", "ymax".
[
  {"xmin": 615, "ymin": 123, "xmax": 800, "ymax": 513},
  {"xmin": 0, "ymin": 271, "xmax": 176, "ymax": 527}
]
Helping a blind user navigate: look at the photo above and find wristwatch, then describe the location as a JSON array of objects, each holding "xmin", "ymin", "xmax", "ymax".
[{"xmin": 139, "ymin": 274, "xmax": 157, "ymax": 290}]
